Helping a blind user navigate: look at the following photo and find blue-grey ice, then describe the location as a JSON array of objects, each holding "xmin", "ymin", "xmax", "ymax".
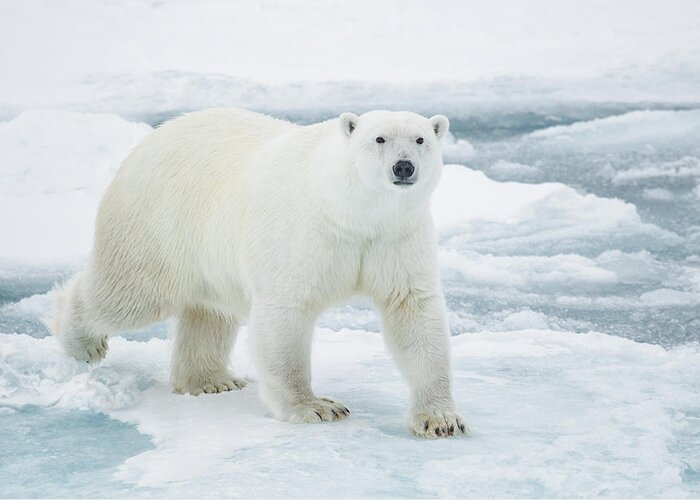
[{"xmin": 1, "ymin": 0, "xmax": 700, "ymax": 497}]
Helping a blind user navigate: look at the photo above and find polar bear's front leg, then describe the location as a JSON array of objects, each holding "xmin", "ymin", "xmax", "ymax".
[
  {"xmin": 171, "ymin": 307, "xmax": 247, "ymax": 395},
  {"xmin": 250, "ymin": 303, "xmax": 349, "ymax": 423},
  {"xmin": 379, "ymin": 292, "xmax": 469, "ymax": 438}
]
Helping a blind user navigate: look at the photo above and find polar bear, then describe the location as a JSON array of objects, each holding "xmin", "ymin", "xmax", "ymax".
[{"xmin": 50, "ymin": 109, "xmax": 468, "ymax": 438}]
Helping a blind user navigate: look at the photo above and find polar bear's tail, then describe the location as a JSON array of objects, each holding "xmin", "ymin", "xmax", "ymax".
[
  {"xmin": 46, "ymin": 272, "xmax": 110, "ymax": 363},
  {"xmin": 46, "ymin": 272, "xmax": 89, "ymax": 340},
  {"xmin": 46, "ymin": 274, "xmax": 78, "ymax": 338}
]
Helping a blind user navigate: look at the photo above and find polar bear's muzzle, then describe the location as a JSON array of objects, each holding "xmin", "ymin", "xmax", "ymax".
[{"xmin": 392, "ymin": 160, "xmax": 416, "ymax": 186}]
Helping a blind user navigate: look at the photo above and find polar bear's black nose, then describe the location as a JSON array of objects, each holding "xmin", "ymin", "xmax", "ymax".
[{"xmin": 393, "ymin": 160, "xmax": 415, "ymax": 180}]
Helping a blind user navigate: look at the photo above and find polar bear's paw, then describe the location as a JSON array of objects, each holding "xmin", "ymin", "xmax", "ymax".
[
  {"xmin": 64, "ymin": 334, "xmax": 109, "ymax": 364},
  {"xmin": 409, "ymin": 408, "xmax": 470, "ymax": 439},
  {"xmin": 174, "ymin": 373, "xmax": 247, "ymax": 396},
  {"xmin": 287, "ymin": 397, "xmax": 350, "ymax": 423}
]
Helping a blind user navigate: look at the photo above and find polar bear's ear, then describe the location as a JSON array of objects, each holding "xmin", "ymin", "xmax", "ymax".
[
  {"xmin": 430, "ymin": 115, "xmax": 449, "ymax": 139},
  {"xmin": 339, "ymin": 112, "xmax": 359, "ymax": 137}
]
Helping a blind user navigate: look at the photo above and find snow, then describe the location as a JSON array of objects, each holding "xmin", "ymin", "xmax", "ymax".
[
  {"xmin": 440, "ymin": 251, "xmax": 618, "ymax": 290},
  {"xmin": 529, "ymin": 109, "xmax": 700, "ymax": 143},
  {"xmin": 2, "ymin": 0, "xmax": 700, "ymax": 497},
  {"xmin": 1, "ymin": 0, "xmax": 699, "ymax": 118},
  {"xmin": 435, "ymin": 164, "xmax": 647, "ymax": 229},
  {"xmin": 432, "ymin": 165, "xmax": 680, "ymax": 259},
  {"xmin": 442, "ymin": 133, "xmax": 476, "ymax": 162},
  {"xmin": 643, "ymin": 187, "xmax": 675, "ymax": 201},
  {"xmin": 499, "ymin": 309, "xmax": 551, "ymax": 330},
  {"xmin": 1, "ymin": 328, "xmax": 699, "ymax": 497},
  {"xmin": 614, "ymin": 157, "xmax": 700, "ymax": 183},
  {"xmin": 0, "ymin": 110, "xmax": 676, "ymax": 262},
  {"xmin": 0, "ymin": 110, "xmax": 151, "ymax": 262},
  {"xmin": 487, "ymin": 159, "xmax": 540, "ymax": 178},
  {"xmin": 1, "ymin": 107, "xmax": 699, "ymax": 495}
]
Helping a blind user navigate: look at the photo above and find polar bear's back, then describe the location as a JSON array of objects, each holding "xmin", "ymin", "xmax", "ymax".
[
  {"xmin": 125, "ymin": 108, "xmax": 295, "ymax": 182},
  {"xmin": 90, "ymin": 109, "xmax": 298, "ymax": 316},
  {"xmin": 98, "ymin": 107, "xmax": 296, "ymax": 239}
]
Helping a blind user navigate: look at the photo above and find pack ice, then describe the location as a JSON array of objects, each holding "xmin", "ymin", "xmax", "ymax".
[
  {"xmin": 2, "ymin": 0, "xmax": 700, "ymax": 495},
  {"xmin": 0, "ymin": 107, "xmax": 699, "ymax": 497}
]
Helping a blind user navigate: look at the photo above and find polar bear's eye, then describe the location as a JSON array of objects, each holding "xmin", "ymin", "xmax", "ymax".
[
  {"xmin": 416, "ymin": 137, "xmax": 424, "ymax": 144},
  {"xmin": 376, "ymin": 137, "xmax": 385, "ymax": 144}
]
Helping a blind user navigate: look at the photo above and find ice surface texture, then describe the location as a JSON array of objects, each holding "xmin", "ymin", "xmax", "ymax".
[
  {"xmin": 2, "ymin": 0, "xmax": 700, "ymax": 496},
  {"xmin": 1, "ymin": 330, "xmax": 699, "ymax": 498},
  {"xmin": 1, "ymin": 0, "xmax": 700, "ymax": 118},
  {"xmin": 1, "ymin": 106, "xmax": 699, "ymax": 499}
]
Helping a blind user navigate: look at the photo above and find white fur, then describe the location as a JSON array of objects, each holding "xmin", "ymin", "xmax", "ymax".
[{"xmin": 50, "ymin": 108, "xmax": 468, "ymax": 438}]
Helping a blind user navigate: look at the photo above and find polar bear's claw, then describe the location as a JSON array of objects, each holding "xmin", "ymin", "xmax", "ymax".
[
  {"xmin": 287, "ymin": 397, "xmax": 350, "ymax": 423},
  {"xmin": 67, "ymin": 334, "xmax": 108, "ymax": 364},
  {"xmin": 175, "ymin": 373, "xmax": 247, "ymax": 396},
  {"xmin": 410, "ymin": 409, "xmax": 470, "ymax": 439},
  {"xmin": 320, "ymin": 397, "xmax": 350, "ymax": 415}
]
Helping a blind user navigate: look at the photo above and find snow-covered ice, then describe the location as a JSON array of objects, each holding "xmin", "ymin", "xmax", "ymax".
[
  {"xmin": 1, "ymin": 108, "xmax": 699, "ymax": 497},
  {"xmin": 2, "ymin": 0, "xmax": 700, "ymax": 119},
  {"xmin": 0, "ymin": 110, "xmax": 151, "ymax": 262},
  {"xmin": 2, "ymin": 329, "xmax": 699, "ymax": 498},
  {"xmin": 1, "ymin": 0, "xmax": 700, "ymax": 497}
]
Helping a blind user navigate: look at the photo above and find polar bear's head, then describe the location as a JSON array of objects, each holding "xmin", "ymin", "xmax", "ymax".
[{"xmin": 339, "ymin": 110, "xmax": 449, "ymax": 197}]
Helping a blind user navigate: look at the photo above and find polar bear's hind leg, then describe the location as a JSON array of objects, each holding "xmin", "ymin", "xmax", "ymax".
[{"xmin": 49, "ymin": 272, "xmax": 115, "ymax": 363}]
